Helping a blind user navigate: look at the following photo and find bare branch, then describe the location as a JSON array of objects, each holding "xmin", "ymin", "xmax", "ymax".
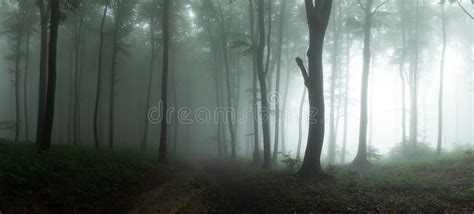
[
  {"xmin": 357, "ymin": 0, "xmax": 367, "ymax": 11},
  {"xmin": 457, "ymin": 0, "xmax": 474, "ymax": 19},
  {"xmin": 371, "ymin": 1, "xmax": 387, "ymax": 15},
  {"xmin": 296, "ymin": 57, "xmax": 309, "ymax": 87}
]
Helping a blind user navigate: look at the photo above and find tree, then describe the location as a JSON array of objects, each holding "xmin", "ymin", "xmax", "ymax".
[
  {"xmin": 272, "ymin": 0, "xmax": 287, "ymax": 165},
  {"xmin": 257, "ymin": 0, "xmax": 272, "ymax": 169},
  {"xmin": 38, "ymin": 0, "xmax": 59, "ymax": 152},
  {"xmin": 437, "ymin": 3, "xmax": 447, "ymax": 154},
  {"xmin": 352, "ymin": 0, "xmax": 386, "ymax": 166},
  {"xmin": 108, "ymin": 0, "xmax": 136, "ymax": 150},
  {"xmin": 93, "ymin": 1, "xmax": 108, "ymax": 149},
  {"xmin": 248, "ymin": 0, "xmax": 260, "ymax": 163},
  {"xmin": 140, "ymin": 1, "xmax": 161, "ymax": 152},
  {"xmin": 158, "ymin": 0, "xmax": 170, "ymax": 163},
  {"xmin": 295, "ymin": 0, "xmax": 333, "ymax": 178},
  {"xmin": 35, "ymin": 0, "xmax": 50, "ymax": 147}
]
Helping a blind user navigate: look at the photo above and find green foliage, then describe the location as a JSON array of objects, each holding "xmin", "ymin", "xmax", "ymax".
[
  {"xmin": 279, "ymin": 152, "xmax": 301, "ymax": 172},
  {"xmin": 367, "ymin": 146, "xmax": 383, "ymax": 161},
  {"xmin": 0, "ymin": 141, "xmax": 165, "ymax": 207},
  {"xmin": 388, "ymin": 139, "xmax": 436, "ymax": 160}
]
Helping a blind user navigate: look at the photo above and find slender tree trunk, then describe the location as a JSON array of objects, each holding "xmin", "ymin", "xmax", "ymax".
[
  {"xmin": 399, "ymin": 0, "xmax": 407, "ymax": 142},
  {"xmin": 109, "ymin": 12, "xmax": 119, "ymax": 150},
  {"xmin": 141, "ymin": 19, "xmax": 159, "ymax": 152},
  {"xmin": 353, "ymin": 0, "xmax": 374, "ymax": 166},
  {"xmin": 14, "ymin": 15, "xmax": 23, "ymax": 143},
  {"xmin": 281, "ymin": 42, "xmax": 291, "ymax": 155},
  {"xmin": 409, "ymin": 0, "xmax": 420, "ymax": 148},
  {"xmin": 327, "ymin": 1, "xmax": 341, "ymax": 165},
  {"xmin": 257, "ymin": 0, "xmax": 272, "ymax": 169},
  {"xmin": 248, "ymin": 0, "xmax": 260, "ymax": 163},
  {"xmin": 437, "ymin": 4, "xmax": 447, "ymax": 154},
  {"xmin": 296, "ymin": 88, "xmax": 307, "ymax": 159},
  {"xmin": 272, "ymin": 0, "xmax": 287, "ymax": 165},
  {"xmin": 23, "ymin": 32, "xmax": 31, "ymax": 141},
  {"xmin": 73, "ymin": 16, "xmax": 84, "ymax": 145},
  {"xmin": 35, "ymin": 0, "xmax": 49, "ymax": 146},
  {"xmin": 38, "ymin": 0, "xmax": 59, "ymax": 152},
  {"xmin": 93, "ymin": 3, "xmax": 108, "ymax": 149},
  {"xmin": 296, "ymin": 0, "xmax": 333, "ymax": 178},
  {"xmin": 341, "ymin": 34, "xmax": 352, "ymax": 164},
  {"xmin": 159, "ymin": 0, "xmax": 170, "ymax": 163},
  {"xmin": 171, "ymin": 53, "xmax": 178, "ymax": 154}
]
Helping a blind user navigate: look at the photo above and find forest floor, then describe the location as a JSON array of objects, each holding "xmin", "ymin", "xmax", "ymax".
[
  {"xmin": 1, "ymin": 140, "xmax": 474, "ymax": 213},
  {"xmin": 122, "ymin": 156, "xmax": 474, "ymax": 213}
]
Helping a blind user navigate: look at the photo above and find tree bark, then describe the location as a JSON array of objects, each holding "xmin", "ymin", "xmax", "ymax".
[
  {"xmin": 93, "ymin": 3, "xmax": 108, "ymax": 149},
  {"xmin": 272, "ymin": 0, "xmax": 287, "ymax": 165},
  {"xmin": 159, "ymin": 0, "xmax": 170, "ymax": 163},
  {"xmin": 35, "ymin": 0, "xmax": 49, "ymax": 146},
  {"xmin": 257, "ymin": 0, "xmax": 272, "ymax": 169},
  {"xmin": 248, "ymin": 0, "xmax": 260, "ymax": 164},
  {"xmin": 296, "ymin": 0, "xmax": 333, "ymax": 178},
  {"xmin": 38, "ymin": 0, "xmax": 59, "ymax": 152},
  {"xmin": 353, "ymin": 0, "xmax": 374, "ymax": 166}
]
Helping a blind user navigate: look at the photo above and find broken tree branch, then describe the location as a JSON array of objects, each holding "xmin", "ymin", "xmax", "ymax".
[{"xmin": 296, "ymin": 57, "xmax": 309, "ymax": 87}]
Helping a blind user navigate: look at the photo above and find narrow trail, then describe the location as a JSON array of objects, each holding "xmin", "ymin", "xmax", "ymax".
[{"xmin": 130, "ymin": 170, "xmax": 209, "ymax": 213}]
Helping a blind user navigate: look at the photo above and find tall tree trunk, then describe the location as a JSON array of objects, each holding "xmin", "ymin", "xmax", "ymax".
[
  {"xmin": 220, "ymin": 30, "xmax": 237, "ymax": 159},
  {"xmin": 327, "ymin": 1, "xmax": 341, "ymax": 165},
  {"xmin": 38, "ymin": 0, "xmax": 59, "ymax": 152},
  {"xmin": 73, "ymin": 15, "xmax": 84, "ymax": 145},
  {"xmin": 296, "ymin": 88, "xmax": 307, "ymax": 159},
  {"xmin": 257, "ymin": 0, "xmax": 272, "ymax": 169},
  {"xmin": 296, "ymin": 0, "xmax": 333, "ymax": 178},
  {"xmin": 93, "ymin": 3, "xmax": 108, "ymax": 149},
  {"xmin": 340, "ymin": 34, "xmax": 352, "ymax": 164},
  {"xmin": 399, "ymin": 0, "xmax": 407, "ymax": 142},
  {"xmin": 248, "ymin": 0, "xmax": 260, "ymax": 163},
  {"xmin": 23, "ymin": 31, "xmax": 31, "ymax": 141},
  {"xmin": 141, "ymin": 19, "xmax": 159, "ymax": 152},
  {"xmin": 14, "ymin": 14, "xmax": 23, "ymax": 143},
  {"xmin": 109, "ymin": 8, "xmax": 119, "ymax": 150},
  {"xmin": 35, "ymin": 0, "xmax": 49, "ymax": 146},
  {"xmin": 159, "ymin": 0, "xmax": 170, "ymax": 163},
  {"xmin": 409, "ymin": 0, "xmax": 420, "ymax": 148},
  {"xmin": 281, "ymin": 42, "xmax": 291, "ymax": 155},
  {"xmin": 272, "ymin": 0, "xmax": 287, "ymax": 165},
  {"xmin": 353, "ymin": 0, "xmax": 374, "ymax": 166},
  {"xmin": 437, "ymin": 4, "xmax": 447, "ymax": 154}
]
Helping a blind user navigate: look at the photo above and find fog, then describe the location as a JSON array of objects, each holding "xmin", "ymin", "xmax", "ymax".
[{"xmin": 0, "ymin": 0, "xmax": 473, "ymax": 162}]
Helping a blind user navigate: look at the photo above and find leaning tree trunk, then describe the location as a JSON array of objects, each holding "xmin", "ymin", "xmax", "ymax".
[
  {"xmin": 158, "ymin": 0, "xmax": 170, "ymax": 163},
  {"xmin": 296, "ymin": 0, "xmax": 333, "ymax": 178},
  {"xmin": 353, "ymin": 0, "xmax": 374, "ymax": 166},
  {"xmin": 35, "ymin": 0, "xmax": 49, "ymax": 146},
  {"xmin": 437, "ymin": 4, "xmax": 447, "ymax": 155},
  {"xmin": 93, "ymin": 3, "xmax": 108, "ymax": 149},
  {"xmin": 38, "ymin": 0, "xmax": 59, "ymax": 152},
  {"xmin": 257, "ymin": 0, "xmax": 272, "ymax": 169}
]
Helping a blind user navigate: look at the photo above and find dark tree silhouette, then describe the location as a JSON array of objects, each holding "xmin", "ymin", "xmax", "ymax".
[
  {"xmin": 296, "ymin": 0, "xmax": 333, "ymax": 178},
  {"xmin": 158, "ymin": 0, "xmax": 170, "ymax": 163},
  {"xmin": 38, "ymin": 0, "xmax": 59, "ymax": 152}
]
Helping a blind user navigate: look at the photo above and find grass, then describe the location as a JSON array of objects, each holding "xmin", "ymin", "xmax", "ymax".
[
  {"xmin": 0, "ymin": 139, "xmax": 168, "ymax": 211},
  {"xmin": 204, "ymin": 153, "xmax": 474, "ymax": 213}
]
